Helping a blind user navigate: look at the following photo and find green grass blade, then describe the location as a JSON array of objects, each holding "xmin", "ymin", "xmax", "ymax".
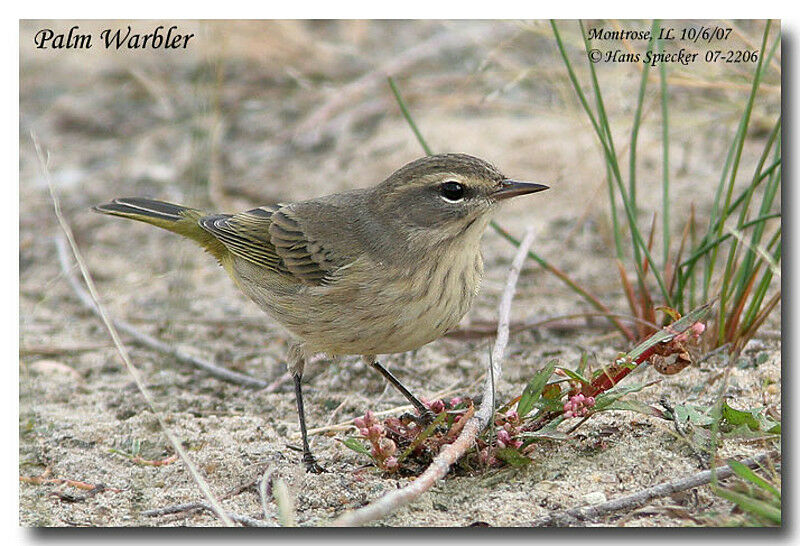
[
  {"xmin": 740, "ymin": 227, "xmax": 781, "ymax": 332},
  {"xmin": 388, "ymin": 76, "xmax": 433, "ymax": 156},
  {"xmin": 606, "ymin": 161, "xmax": 623, "ymax": 259},
  {"xmin": 629, "ymin": 20, "xmax": 660, "ymax": 213},
  {"xmin": 677, "ymin": 152, "xmax": 780, "ymax": 281},
  {"xmin": 725, "ymin": 459, "xmax": 780, "ymax": 500},
  {"xmin": 659, "ymin": 31, "xmax": 670, "ymax": 269},
  {"xmin": 711, "ymin": 485, "xmax": 781, "ymax": 525},
  {"xmin": 550, "ymin": 21, "xmax": 605, "ymax": 151},
  {"xmin": 730, "ymin": 121, "xmax": 781, "ymax": 309},
  {"xmin": 517, "ymin": 359, "xmax": 557, "ymax": 418},
  {"xmin": 679, "ymin": 213, "xmax": 780, "ymax": 268},
  {"xmin": 490, "ymin": 222, "xmax": 634, "ymax": 339},
  {"xmin": 555, "ymin": 20, "xmax": 671, "ymax": 305},
  {"xmin": 714, "ymin": 20, "xmax": 772, "ymax": 342},
  {"xmin": 703, "ymin": 134, "xmax": 739, "ymax": 302}
]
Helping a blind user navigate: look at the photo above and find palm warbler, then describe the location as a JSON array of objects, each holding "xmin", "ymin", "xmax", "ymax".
[{"xmin": 94, "ymin": 153, "xmax": 548, "ymax": 471}]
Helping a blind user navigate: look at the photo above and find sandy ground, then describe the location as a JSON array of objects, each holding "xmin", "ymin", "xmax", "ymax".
[{"xmin": 19, "ymin": 20, "xmax": 780, "ymax": 526}]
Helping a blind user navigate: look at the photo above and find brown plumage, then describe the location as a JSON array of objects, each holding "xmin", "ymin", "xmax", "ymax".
[{"xmin": 93, "ymin": 153, "xmax": 548, "ymax": 471}]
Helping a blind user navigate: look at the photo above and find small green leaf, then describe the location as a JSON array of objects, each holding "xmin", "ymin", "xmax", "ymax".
[
  {"xmin": 601, "ymin": 399, "xmax": 664, "ymax": 417},
  {"xmin": 518, "ymin": 360, "xmax": 557, "ymax": 417},
  {"xmin": 340, "ymin": 438, "xmax": 370, "ymax": 456},
  {"xmin": 721, "ymin": 401, "xmax": 780, "ymax": 433},
  {"xmin": 721, "ymin": 424, "xmax": 778, "ymax": 440},
  {"xmin": 557, "ymin": 367, "xmax": 590, "ymax": 385},
  {"xmin": 495, "ymin": 448, "xmax": 531, "ymax": 467},
  {"xmin": 626, "ymin": 303, "xmax": 713, "ymax": 362},
  {"xmin": 521, "ymin": 417, "xmax": 567, "ymax": 445},
  {"xmin": 674, "ymin": 403, "xmax": 716, "ymax": 426},
  {"xmin": 536, "ymin": 397, "xmax": 567, "ymax": 413},
  {"xmin": 721, "ymin": 401, "xmax": 761, "ymax": 430},
  {"xmin": 594, "ymin": 381, "xmax": 658, "ymax": 411}
]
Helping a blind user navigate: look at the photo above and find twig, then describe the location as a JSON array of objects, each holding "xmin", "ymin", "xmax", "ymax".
[
  {"xmin": 491, "ymin": 226, "xmax": 536, "ymax": 382},
  {"xmin": 34, "ymin": 134, "xmax": 233, "ymax": 527},
  {"xmin": 20, "ymin": 474, "xmax": 122, "ymax": 495},
  {"xmin": 142, "ymin": 502, "xmax": 205, "ymax": 517},
  {"xmin": 54, "ymin": 236, "xmax": 271, "ymax": 390},
  {"xmin": 331, "ymin": 227, "xmax": 536, "ymax": 526},
  {"xmin": 20, "ymin": 341, "xmax": 117, "ymax": 356},
  {"xmin": 527, "ymin": 452, "xmax": 777, "ymax": 526},
  {"xmin": 141, "ymin": 502, "xmax": 275, "ymax": 527}
]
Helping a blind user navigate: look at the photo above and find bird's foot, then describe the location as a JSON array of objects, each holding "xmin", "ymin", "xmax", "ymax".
[
  {"xmin": 303, "ymin": 452, "xmax": 327, "ymax": 474},
  {"xmin": 402, "ymin": 408, "xmax": 436, "ymax": 427}
]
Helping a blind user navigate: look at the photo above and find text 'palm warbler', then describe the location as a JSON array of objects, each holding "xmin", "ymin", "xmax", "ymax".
[{"xmin": 94, "ymin": 153, "xmax": 548, "ymax": 471}]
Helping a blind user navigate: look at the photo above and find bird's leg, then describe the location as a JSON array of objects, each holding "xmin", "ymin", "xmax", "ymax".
[
  {"xmin": 292, "ymin": 372, "xmax": 326, "ymax": 473},
  {"xmin": 369, "ymin": 360, "xmax": 435, "ymax": 425}
]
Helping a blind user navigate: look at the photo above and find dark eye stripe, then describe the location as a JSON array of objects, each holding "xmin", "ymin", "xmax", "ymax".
[{"xmin": 439, "ymin": 181, "xmax": 465, "ymax": 201}]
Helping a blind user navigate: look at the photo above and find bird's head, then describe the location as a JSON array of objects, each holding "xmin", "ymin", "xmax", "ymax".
[{"xmin": 372, "ymin": 153, "xmax": 548, "ymax": 249}]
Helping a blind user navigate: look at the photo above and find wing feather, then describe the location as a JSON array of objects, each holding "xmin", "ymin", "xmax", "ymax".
[{"xmin": 198, "ymin": 205, "xmax": 336, "ymax": 285}]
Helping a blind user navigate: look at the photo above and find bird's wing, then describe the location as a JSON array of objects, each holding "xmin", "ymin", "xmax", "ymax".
[
  {"xmin": 267, "ymin": 207, "xmax": 342, "ymax": 285},
  {"xmin": 198, "ymin": 205, "xmax": 335, "ymax": 285},
  {"xmin": 199, "ymin": 206, "xmax": 291, "ymax": 277}
]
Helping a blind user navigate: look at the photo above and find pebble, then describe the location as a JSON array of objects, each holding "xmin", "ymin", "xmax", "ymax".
[{"xmin": 583, "ymin": 491, "xmax": 607, "ymax": 505}]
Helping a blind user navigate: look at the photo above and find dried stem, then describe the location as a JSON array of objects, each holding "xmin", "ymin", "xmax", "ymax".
[
  {"xmin": 492, "ymin": 226, "xmax": 536, "ymax": 382},
  {"xmin": 35, "ymin": 134, "xmax": 233, "ymax": 527},
  {"xmin": 331, "ymin": 227, "xmax": 537, "ymax": 526},
  {"xmin": 273, "ymin": 478, "xmax": 297, "ymax": 527},
  {"xmin": 528, "ymin": 452, "xmax": 778, "ymax": 526},
  {"xmin": 54, "ymin": 236, "xmax": 271, "ymax": 390},
  {"xmin": 141, "ymin": 503, "xmax": 275, "ymax": 527}
]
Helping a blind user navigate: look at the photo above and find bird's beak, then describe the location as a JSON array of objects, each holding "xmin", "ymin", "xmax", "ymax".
[{"xmin": 493, "ymin": 180, "xmax": 549, "ymax": 200}]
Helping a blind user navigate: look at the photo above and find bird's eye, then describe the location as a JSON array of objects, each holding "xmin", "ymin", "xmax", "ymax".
[{"xmin": 439, "ymin": 181, "xmax": 466, "ymax": 202}]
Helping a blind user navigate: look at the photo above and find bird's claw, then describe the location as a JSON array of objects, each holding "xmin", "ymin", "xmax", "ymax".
[
  {"xmin": 303, "ymin": 453, "xmax": 327, "ymax": 474},
  {"xmin": 401, "ymin": 409, "xmax": 436, "ymax": 427}
]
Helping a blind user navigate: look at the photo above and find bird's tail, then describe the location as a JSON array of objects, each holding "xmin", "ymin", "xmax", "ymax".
[{"xmin": 92, "ymin": 197, "xmax": 226, "ymax": 260}]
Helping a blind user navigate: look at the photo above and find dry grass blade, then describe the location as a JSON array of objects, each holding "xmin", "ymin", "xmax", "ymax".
[
  {"xmin": 142, "ymin": 502, "xmax": 274, "ymax": 527},
  {"xmin": 331, "ymin": 227, "xmax": 537, "ymax": 526},
  {"xmin": 725, "ymin": 225, "xmax": 781, "ymax": 279},
  {"xmin": 736, "ymin": 291, "xmax": 781, "ymax": 352},
  {"xmin": 491, "ymin": 222, "xmax": 636, "ymax": 341},
  {"xmin": 34, "ymin": 134, "xmax": 234, "ymax": 527},
  {"xmin": 54, "ymin": 237, "xmax": 270, "ymax": 390},
  {"xmin": 640, "ymin": 212, "xmax": 657, "ymax": 279},
  {"xmin": 273, "ymin": 478, "xmax": 297, "ymax": 527},
  {"xmin": 725, "ymin": 265, "xmax": 760, "ymax": 345},
  {"xmin": 616, "ymin": 259, "xmax": 640, "ymax": 338},
  {"xmin": 666, "ymin": 203, "xmax": 694, "ymax": 294}
]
